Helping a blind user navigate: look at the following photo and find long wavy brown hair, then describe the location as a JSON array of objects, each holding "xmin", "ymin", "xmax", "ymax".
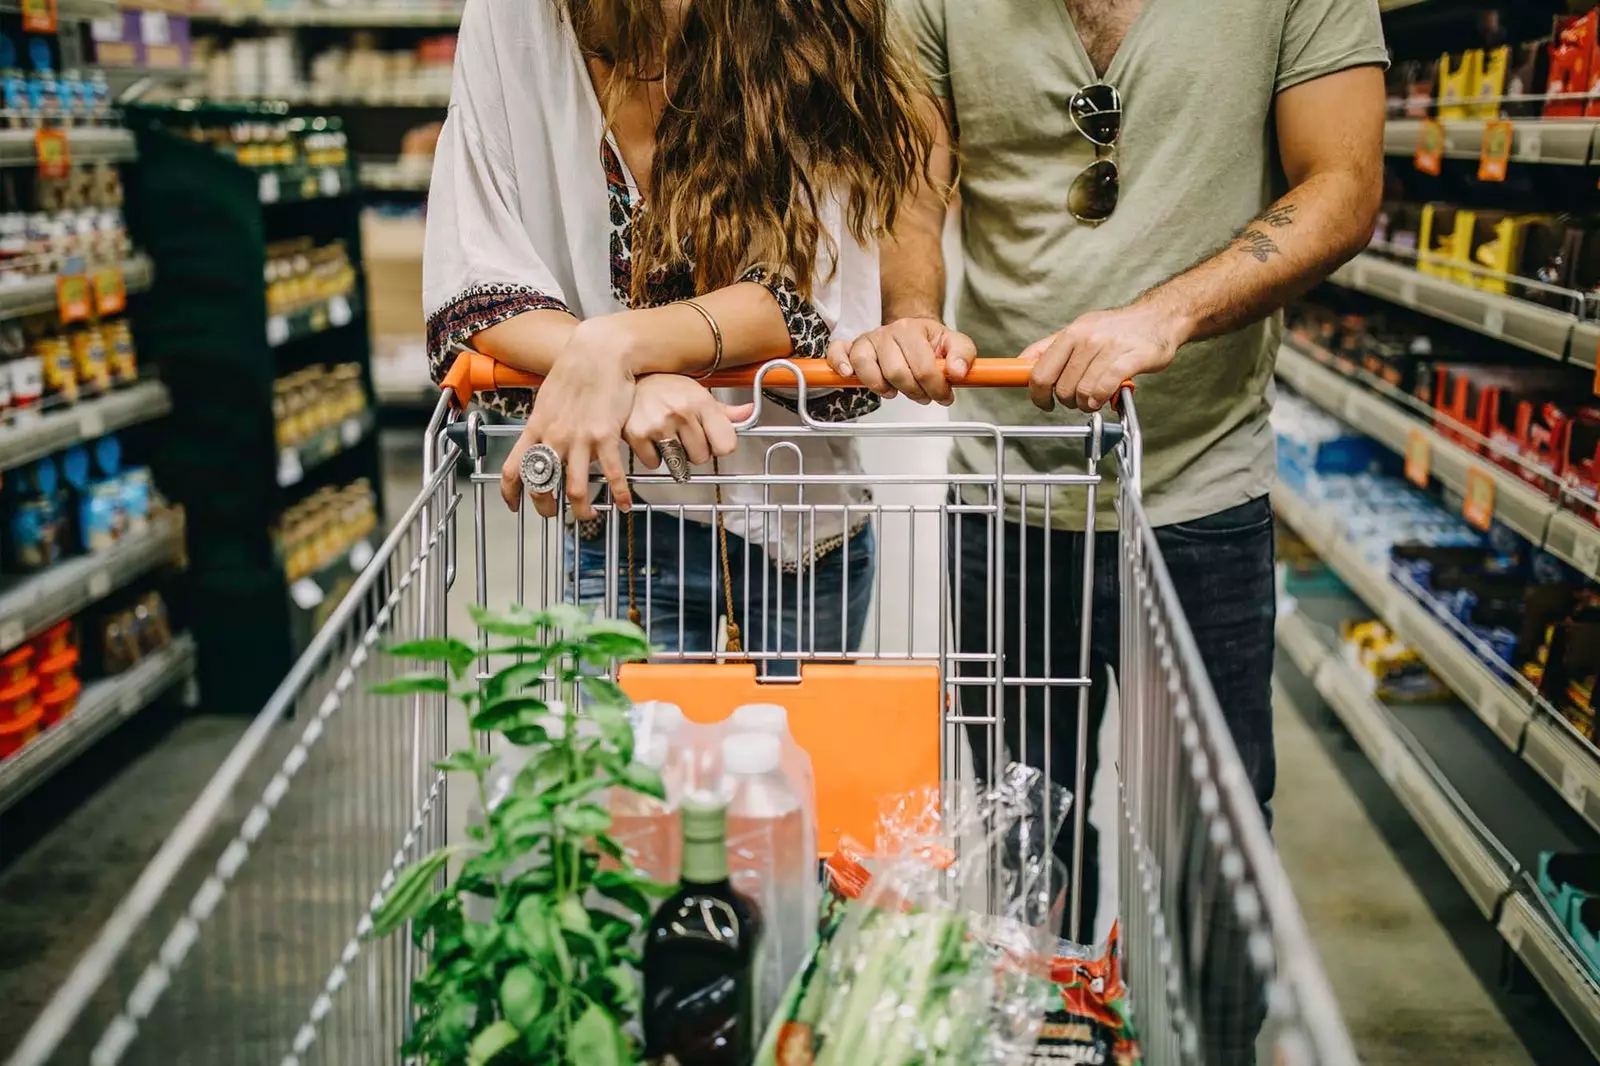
[{"xmin": 559, "ymin": 0, "xmax": 936, "ymax": 303}]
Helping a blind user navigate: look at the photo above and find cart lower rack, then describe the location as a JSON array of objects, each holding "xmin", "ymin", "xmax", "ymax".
[{"xmin": 8, "ymin": 355, "xmax": 1355, "ymax": 1066}]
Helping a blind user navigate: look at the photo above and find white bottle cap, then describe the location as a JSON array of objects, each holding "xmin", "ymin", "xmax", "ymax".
[
  {"xmin": 721, "ymin": 732, "xmax": 782, "ymax": 776},
  {"xmin": 730, "ymin": 703, "xmax": 788, "ymax": 734},
  {"xmin": 639, "ymin": 701, "xmax": 686, "ymax": 737}
]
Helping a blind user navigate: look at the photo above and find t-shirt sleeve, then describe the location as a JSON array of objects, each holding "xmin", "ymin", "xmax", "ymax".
[
  {"xmin": 892, "ymin": 0, "xmax": 950, "ymax": 98},
  {"xmin": 422, "ymin": 0, "xmax": 571, "ymax": 387},
  {"xmin": 1276, "ymin": 0, "xmax": 1389, "ymax": 95}
]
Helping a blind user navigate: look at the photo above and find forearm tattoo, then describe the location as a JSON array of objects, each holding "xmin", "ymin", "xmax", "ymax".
[{"xmin": 1230, "ymin": 202, "xmax": 1296, "ymax": 262}]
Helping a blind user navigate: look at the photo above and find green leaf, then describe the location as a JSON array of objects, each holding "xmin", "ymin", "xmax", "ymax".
[
  {"xmin": 556, "ymin": 895, "xmax": 592, "ymax": 934},
  {"xmin": 594, "ymin": 833, "xmax": 626, "ymax": 862},
  {"xmin": 386, "ymin": 638, "xmax": 478, "ymax": 679},
  {"xmin": 558, "ymin": 803, "xmax": 612, "ymax": 837},
  {"xmin": 433, "ymin": 749, "xmax": 496, "ymax": 776},
  {"xmin": 496, "ymin": 797, "xmax": 552, "ymax": 842},
  {"xmin": 499, "ymin": 965, "xmax": 544, "ymax": 1031},
  {"xmin": 585, "ymin": 701, "xmax": 633, "ymax": 758},
  {"xmin": 467, "ymin": 601, "xmax": 547, "ymax": 640},
  {"xmin": 466, "ymin": 1020, "xmax": 520, "ymax": 1066},
  {"xmin": 605, "ymin": 964, "xmax": 640, "ymax": 1013},
  {"xmin": 485, "ymin": 660, "xmax": 550, "ymax": 702},
  {"xmin": 578, "ymin": 675, "xmax": 630, "ymax": 707},
  {"xmin": 621, "ymin": 760, "xmax": 666, "ymax": 801},
  {"xmin": 369, "ymin": 846, "xmax": 458, "ymax": 938},
  {"xmin": 515, "ymin": 897, "xmax": 572, "ymax": 979},
  {"xmin": 470, "ymin": 695, "xmax": 551, "ymax": 733},
  {"xmin": 592, "ymin": 872, "xmax": 653, "ymax": 919},
  {"xmin": 536, "ymin": 602, "xmax": 593, "ymax": 634},
  {"xmin": 522, "ymin": 1013, "xmax": 557, "ymax": 1056},
  {"xmin": 369, "ymin": 673, "xmax": 450, "ymax": 697},
  {"xmin": 462, "ymin": 921, "xmax": 502, "ymax": 961},
  {"xmin": 434, "ymin": 996, "xmax": 477, "ymax": 1056},
  {"xmin": 501, "ymin": 724, "xmax": 550, "ymax": 746},
  {"xmin": 567, "ymin": 1003, "xmax": 624, "ymax": 1066}
]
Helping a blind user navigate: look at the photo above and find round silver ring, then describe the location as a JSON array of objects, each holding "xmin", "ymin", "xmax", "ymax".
[
  {"xmin": 520, "ymin": 443, "xmax": 563, "ymax": 496},
  {"xmin": 657, "ymin": 439, "xmax": 692, "ymax": 483}
]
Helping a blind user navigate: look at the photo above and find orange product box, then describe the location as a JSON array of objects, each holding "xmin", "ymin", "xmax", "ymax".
[{"xmin": 1547, "ymin": 9, "xmax": 1600, "ymax": 118}]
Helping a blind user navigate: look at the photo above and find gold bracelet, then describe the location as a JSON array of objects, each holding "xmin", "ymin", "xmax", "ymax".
[{"xmin": 680, "ymin": 298, "xmax": 723, "ymax": 380}]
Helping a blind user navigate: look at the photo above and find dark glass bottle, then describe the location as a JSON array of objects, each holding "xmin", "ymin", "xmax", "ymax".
[{"xmin": 642, "ymin": 795, "xmax": 762, "ymax": 1065}]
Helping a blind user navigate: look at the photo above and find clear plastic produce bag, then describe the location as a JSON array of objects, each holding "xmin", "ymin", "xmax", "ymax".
[{"xmin": 755, "ymin": 764, "xmax": 1070, "ymax": 1066}]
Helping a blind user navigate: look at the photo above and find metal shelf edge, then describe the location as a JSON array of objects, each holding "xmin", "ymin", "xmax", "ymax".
[
  {"xmin": 0, "ymin": 633, "xmax": 195, "ymax": 814},
  {"xmin": 0, "ymin": 380, "xmax": 172, "ymax": 474},
  {"xmin": 1522, "ymin": 716, "xmax": 1600, "ymax": 835},
  {"xmin": 1499, "ymin": 892, "xmax": 1600, "ymax": 1060},
  {"xmin": 0, "ymin": 254, "xmax": 154, "ymax": 324}
]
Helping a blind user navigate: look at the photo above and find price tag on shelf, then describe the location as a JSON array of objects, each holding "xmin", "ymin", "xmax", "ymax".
[
  {"xmin": 0, "ymin": 621, "xmax": 24, "ymax": 650},
  {"xmin": 87, "ymin": 570, "xmax": 110, "ymax": 600},
  {"xmin": 1521, "ymin": 127, "xmax": 1543, "ymax": 161},
  {"xmin": 1398, "ymin": 276, "xmax": 1418, "ymax": 305},
  {"xmin": 78, "ymin": 407, "xmax": 104, "ymax": 439},
  {"xmin": 1503, "ymin": 917, "xmax": 1526, "ymax": 954},
  {"xmin": 299, "ymin": 174, "xmax": 318, "ymax": 201},
  {"xmin": 277, "ymin": 448, "xmax": 304, "ymax": 488},
  {"xmin": 1562, "ymin": 762, "xmax": 1588, "ymax": 812},
  {"xmin": 349, "ymin": 538, "xmax": 374, "ymax": 572},
  {"xmin": 1482, "ymin": 305, "xmax": 1505, "ymax": 337},
  {"xmin": 289, "ymin": 577, "xmax": 325, "ymax": 611},
  {"xmin": 328, "ymin": 295, "xmax": 352, "ymax": 328},
  {"xmin": 34, "ymin": 126, "xmax": 69, "ymax": 180},
  {"xmin": 93, "ymin": 265, "xmax": 125, "ymax": 316},
  {"xmin": 258, "ymin": 171, "xmax": 280, "ymax": 204},
  {"xmin": 21, "ymin": 0, "xmax": 57, "ymax": 35},
  {"xmin": 1380, "ymin": 743, "xmax": 1403, "ymax": 787},
  {"xmin": 266, "ymin": 315, "xmax": 289, "ymax": 347},
  {"xmin": 1414, "ymin": 118, "xmax": 1445, "ymax": 176},
  {"xmin": 309, "ymin": 305, "xmax": 329, "ymax": 334},
  {"xmin": 1463, "ymin": 467, "xmax": 1496, "ymax": 531},
  {"xmin": 1478, "ymin": 120, "xmax": 1513, "ymax": 182},
  {"xmin": 1404, "ymin": 429, "xmax": 1431, "ymax": 487},
  {"xmin": 56, "ymin": 273, "xmax": 91, "ymax": 324},
  {"xmin": 119, "ymin": 686, "xmax": 143, "ymax": 717},
  {"xmin": 340, "ymin": 416, "xmax": 362, "ymax": 447},
  {"xmin": 1573, "ymin": 535, "xmax": 1600, "ymax": 578},
  {"xmin": 319, "ymin": 167, "xmax": 341, "ymax": 197}
]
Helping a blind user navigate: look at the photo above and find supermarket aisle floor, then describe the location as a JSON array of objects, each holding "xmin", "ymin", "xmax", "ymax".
[{"xmin": 1271, "ymin": 679, "xmax": 1537, "ymax": 1066}]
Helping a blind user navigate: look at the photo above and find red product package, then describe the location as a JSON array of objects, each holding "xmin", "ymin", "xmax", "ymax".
[
  {"xmin": 1546, "ymin": 9, "xmax": 1600, "ymax": 118},
  {"xmin": 1026, "ymin": 922, "xmax": 1140, "ymax": 1066}
]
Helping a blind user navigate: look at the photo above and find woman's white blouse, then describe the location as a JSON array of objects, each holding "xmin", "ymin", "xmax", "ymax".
[{"xmin": 423, "ymin": 0, "xmax": 878, "ymax": 564}]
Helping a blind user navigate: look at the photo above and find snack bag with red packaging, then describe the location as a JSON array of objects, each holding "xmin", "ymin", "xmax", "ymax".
[{"xmin": 1027, "ymin": 923, "xmax": 1141, "ymax": 1065}]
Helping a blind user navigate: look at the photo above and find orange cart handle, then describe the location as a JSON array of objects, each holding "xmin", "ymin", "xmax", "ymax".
[{"xmin": 439, "ymin": 346, "xmax": 1132, "ymax": 410}]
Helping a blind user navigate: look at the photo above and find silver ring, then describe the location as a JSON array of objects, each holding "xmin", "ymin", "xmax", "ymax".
[
  {"xmin": 657, "ymin": 439, "xmax": 691, "ymax": 483},
  {"xmin": 520, "ymin": 443, "xmax": 563, "ymax": 496}
]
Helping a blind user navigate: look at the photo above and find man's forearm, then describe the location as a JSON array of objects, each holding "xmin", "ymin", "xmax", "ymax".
[
  {"xmin": 1136, "ymin": 168, "xmax": 1378, "ymax": 346},
  {"xmin": 881, "ymin": 225, "xmax": 946, "ymax": 323}
]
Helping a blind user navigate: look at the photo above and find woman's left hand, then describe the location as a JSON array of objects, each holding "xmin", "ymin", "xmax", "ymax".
[
  {"xmin": 624, "ymin": 375, "xmax": 755, "ymax": 470},
  {"xmin": 501, "ymin": 318, "xmax": 638, "ymax": 519}
]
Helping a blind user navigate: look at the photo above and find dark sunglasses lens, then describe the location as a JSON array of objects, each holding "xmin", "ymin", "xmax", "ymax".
[
  {"xmin": 1069, "ymin": 159, "xmax": 1119, "ymax": 223},
  {"xmin": 1070, "ymin": 84, "xmax": 1122, "ymax": 144}
]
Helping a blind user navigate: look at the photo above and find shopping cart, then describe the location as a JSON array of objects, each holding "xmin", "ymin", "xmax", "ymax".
[{"xmin": 7, "ymin": 352, "xmax": 1356, "ymax": 1066}]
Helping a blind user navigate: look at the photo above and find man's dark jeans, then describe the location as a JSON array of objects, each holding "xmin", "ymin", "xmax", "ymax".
[{"xmin": 950, "ymin": 495, "xmax": 1276, "ymax": 1057}]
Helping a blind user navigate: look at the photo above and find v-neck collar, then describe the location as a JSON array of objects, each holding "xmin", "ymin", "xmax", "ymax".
[{"xmin": 1052, "ymin": 0, "xmax": 1161, "ymax": 84}]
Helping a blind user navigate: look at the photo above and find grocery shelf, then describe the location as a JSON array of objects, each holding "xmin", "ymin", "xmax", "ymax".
[
  {"xmin": 1278, "ymin": 600, "xmax": 1600, "ymax": 1057},
  {"xmin": 277, "ymin": 406, "xmax": 375, "ymax": 488},
  {"xmin": 257, "ymin": 163, "xmax": 355, "ymax": 204},
  {"xmin": 1324, "ymin": 253, "xmax": 1578, "ymax": 363},
  {"xmin": 0, "ymin": 127, "xmax": 137, "ymax": 167},
  {"xmin": 210, "ymin": 86, "xmax": 450, "ymax": 108},
  {"xmin": 0, "ymin": 633, "xmax": 194, "ymax": 815},
  {"xmin": 0, "ymin": 254, "xmax": 153, "ymax": 324},
  {"xmin": 267, "ymin": 289, "xmax": 361, "ymax": 347},
  {"xmin": 1275, "ymin": 482, "xmax": 1534, "ymax": 752},
  {"xmin": 0, "ymin": 380, "xmax": 171, "ymax": 474},
  {"xmin": 359, "ymin": 157, "xmax": 431, "ymax": 192},
  {"xmin": 0, "ymin": 510, "xmax": 183, "ymax": 655},
  {"xmin": 191, "ymin": 4, "xmax": 463, "ymax": 26},
  {"xmin": 1276, "ymin": 341, "xmax": 1559, "ymax": 549},
  {"xmin": 1384, "ymin": 118, "xmax": 1599, "ymax": 166}
]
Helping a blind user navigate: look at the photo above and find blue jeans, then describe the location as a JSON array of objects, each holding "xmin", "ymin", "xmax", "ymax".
[{"xmin": 571, "ymin": 512, "xmax": 875, "ymax": 676}]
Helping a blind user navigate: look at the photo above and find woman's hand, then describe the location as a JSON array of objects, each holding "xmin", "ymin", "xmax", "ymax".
[
  {"xmin": 624, "ymin": 375, "xmax": 754, "ymax": 471},
  {"xmin": 500, "ymin": 318, "xmax": 638, "ymax": 519}
]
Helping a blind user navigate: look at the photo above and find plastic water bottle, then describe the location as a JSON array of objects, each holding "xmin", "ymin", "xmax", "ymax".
[
  {"xmin": 729, "ymin": 704, "xmax": 817, "ymax": 902},
  {"xmin": 722, "ymin": 732, "xmax": 810, "ymax": 1029},
  {"xmin": 609, "ymin": 729, "xmax": 683, "ymax": 884}
]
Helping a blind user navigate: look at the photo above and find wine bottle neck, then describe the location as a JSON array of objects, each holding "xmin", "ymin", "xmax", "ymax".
[{"xmin": 682, "ymin": 833, "xmax": 728, "ymax": 884}]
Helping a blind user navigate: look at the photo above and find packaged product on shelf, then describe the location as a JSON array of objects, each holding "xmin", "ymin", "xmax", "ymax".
[
  {"xmin": 80, "ymin": 480, "xmax": 125, "ymax": 552},
  {"xmin": 36, "ymin": 640, "xmax": 78, "ymax": 695},
  {"xmin": 0, "ymin": 699, "xmax": 40, "ymax": 759},
  {"xmin": 1546, "ymin": 9, "xmax": 1600, "ymax": 118},
  {"xmin": 102, "ymin": 318, "xmax": 137, "ymax": 385},
  {"xmin": 34, "ymin": 332, "xmax": 76, "ymax": 405},
  {"xmin": 1475, "ymin": 44, "xmax": 1511, "ymax": 118},
  {"xmin": 0, "ymin": 673, "xmax": 39, "ymax": 725},
  {"xmin": 83, "ymin": 590, "xmax": 172, "ymax": 679},
  {"xmin": 7, "ymin": 460, "xmax": 63, "ymax": 572},
  {"xmin": 40, "ymin": 677, "xmax": 78, "ymax": 727},
  {"xmin": 1418, "ymin": 204, "xmax": 1477, "ymax": 285},
  {"xmin": 121, "ymin": 467, "xmax": 152, "ymax": 534},
  {"xmin": 1341, "ymin": 619, "xmax": 1450, "ymax": 702},
  {"xmin": 69, "ymin": 327, "xmax": 111, "ymax": 396},
  {"xmin": 0, "ymin": 646, "xmax": 31, "ymax": 687},
  {"xmin": 1437, "ymin": 50, "xmax": 1483, "ymax": 120}
]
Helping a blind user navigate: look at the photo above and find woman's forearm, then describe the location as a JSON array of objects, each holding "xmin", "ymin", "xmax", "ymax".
[{"xmin": 470, "ymin": 280, "xmax": 791, "ymax": 377}]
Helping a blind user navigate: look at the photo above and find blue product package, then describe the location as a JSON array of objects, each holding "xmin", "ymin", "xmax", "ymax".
[
  {"xmin": 93, "ymin": 433, "xmax": 121, "ymax": 478},
  {"xmin": 120, "ymin": 466, "xmax": 150, "ymax": 532},
  {"xmin": 58, "ymin": 443, "xmax": 89, "ymax": 490},
  {"xmin": 10, "ymin": 495, "xmax": 58, "ymax": 570},
  {"xmin": 79, "ymin": 478, "xmax": 122, "ymax": 552},
  {"xmin": 11, "ymin": 455, "xmax": 57, "ymax": 499}
]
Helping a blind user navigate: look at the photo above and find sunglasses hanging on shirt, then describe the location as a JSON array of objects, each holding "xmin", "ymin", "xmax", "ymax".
[{"xmin": 1068, "ymin": 82, "xmax": 1122, "ymax": 225}]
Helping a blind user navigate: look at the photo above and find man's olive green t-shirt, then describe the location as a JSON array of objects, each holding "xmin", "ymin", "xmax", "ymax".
[{"xmin": 896, "ymin": 0, "xmax": 1387, "ymax": 529}]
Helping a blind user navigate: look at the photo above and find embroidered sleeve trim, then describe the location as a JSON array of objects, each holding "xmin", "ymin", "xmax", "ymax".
[
  {"xmin": 425, "ymin": 283, "xmax": 568, "ymax": 417},
  {"xmin": 739, "ymin": 266, "xmax": 879, "ymax": 423}
]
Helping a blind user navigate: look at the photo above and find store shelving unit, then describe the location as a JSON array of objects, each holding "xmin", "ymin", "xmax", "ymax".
[
  {"xmin": 1383, "ymin": 117, "xmax": 1600, "ymax": 166},
  {"xmin": 358, "ymin": 157, "xmax": 430, "ymax": 192},
  {"xmin": 0, "ymin": 127, "xmax": 137, "ymax": 166},
  {"xmin": 0, "ymin": 510, "xmax": 184, "ymax": 655},
  {"xmin": 0, "ymin": 633, "xmax": 195, "ymax": 814},
  {"xmin": 190, "ymin": 4, "xmax": 464, "ymax": 27},
  {"xmin": 1276, "ymin": 595, "xmax": 1600, "ymax": 1055},
  {"xmin": 0, "ymin": 253, "xmax": 152, "ymax": 322},
  {"xmin": 0, "ymin": 381, "xmax": 171, "ymax": 473},
  {"xmin": 122, "ymin": 102, "xmax": 382, "ymax": 710}
]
